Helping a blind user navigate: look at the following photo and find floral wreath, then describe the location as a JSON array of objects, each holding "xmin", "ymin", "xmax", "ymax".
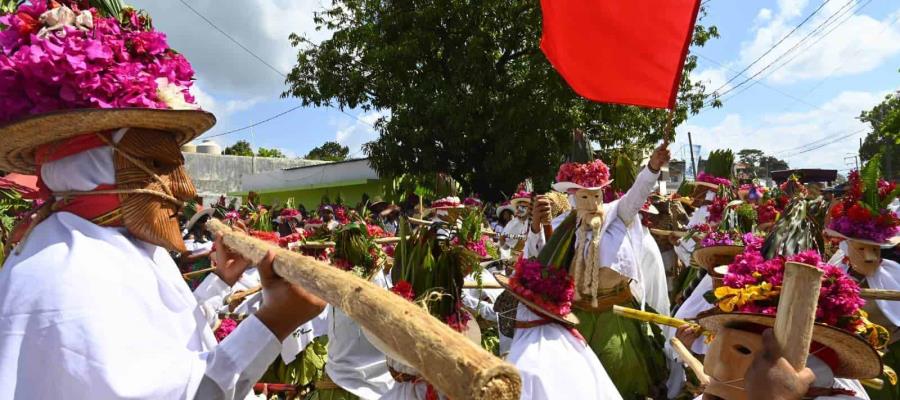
[
  {"xmin": 555, "ymin": 159, "xmax": 611, "ymax": 189},
  {"xmin": 828, "ymin": 157, "xmax": 899, "ymax": 244}
]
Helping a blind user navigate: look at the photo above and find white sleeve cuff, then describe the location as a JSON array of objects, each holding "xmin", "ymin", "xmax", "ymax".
[{"xmin": 193, "ymin": 273, "xmax": 230, "ymax": 303}]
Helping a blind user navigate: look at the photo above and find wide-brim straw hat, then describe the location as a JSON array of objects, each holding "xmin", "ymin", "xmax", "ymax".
[
  {"xmin": 698, "ymin": 311, "xmax": 882, "ymax": 379},
  {"xmin": 185, "ymin": 207, "xmax": 216, "ymax": 231},
  {"xmin": 824, "ymin": 228, "xmax": 900, "ymax": 249},
  {"xmin": 494, "ymin": 273, "xmax": 579, "ymax": 326},
  {"xmin": 551, "ymin": 180, "xmax": 614, "ymax": 193},
  {"xmin": 509, "ymin": 197, "xmax": 532, "ymax": 207},
  {"xmin": 693, "ymin": 245, "xmax": 745, "ymax": 274},
  {"xmin": 694, "ymin": 181, "xmax": 720, "ymax": 190},
  {"xmin": 495, "ymin": 204, "xmax": 515, "ymax": 218},
  {"xmin": 0, "ymin": 108, "xmax": 216, "ymax": 174}
]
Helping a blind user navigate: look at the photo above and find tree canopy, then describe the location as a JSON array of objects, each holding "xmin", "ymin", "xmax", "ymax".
[
  {"xmin": 284, "ymin": 0, "xmax": 720, "ymax": 199},
  {"xmin": 859, "ymin": 91, "xmax": 899, "ymax": 180},
  {"xmin": 223, "ymin": 140, "xmax": 287, "ymax": 158},
  {"xmin": 223, "ymin": 140, "xmax": 253, "ymax": 157},
  {"xmin": 305, "ymin": 141, "xmax": 350, "ymax": 161},
  {"xmin": 737, "ymin": 149, "xmax": 789, "ymax": 180}
]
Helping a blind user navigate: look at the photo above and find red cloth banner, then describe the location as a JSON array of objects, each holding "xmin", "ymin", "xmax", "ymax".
[{"xmin": 540, "ymin": 0, "xmax": 701, "ymax": 109}]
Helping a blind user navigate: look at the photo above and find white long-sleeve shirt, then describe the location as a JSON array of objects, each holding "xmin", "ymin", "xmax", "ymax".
[{"xmin": 0, "ymin": 213, "xmax": 280, "ymax": 399}]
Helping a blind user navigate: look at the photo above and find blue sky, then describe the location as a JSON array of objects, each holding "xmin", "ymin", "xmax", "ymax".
[{"xmin": 133, "ymin": 0, "xmax": 900, "ymax": 172}]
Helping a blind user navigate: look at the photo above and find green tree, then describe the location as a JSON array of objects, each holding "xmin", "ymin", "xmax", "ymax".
[
  {"xmin": 859, "ymin": 91, "xmax": 900, "ymax": 181},
  {"xmin": 737, "ymin": 149, "xmax": 788, "ymax": 179},
  {"xmin": 257, "ymin": 147, "xmax": 287, "ymax": 158},
  {"xmin": 284, "ymin": 1, "xmax": 719, "ymax": 199},
  {"xmin": 305, "ymin": 141, "xmax": 350, "ymax": 161},
  {"xmin": 223, "ymin": 140, "xmax": 254, "ymax": 157}
]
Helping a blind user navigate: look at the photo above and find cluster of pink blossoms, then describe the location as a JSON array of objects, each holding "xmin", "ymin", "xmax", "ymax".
[
  {"xmin": 0, "ymin": 2, "xmax": 197, "ymax": 123},
  {"xmin": 509, "ymin": 258, "xmax": 575, "ymax": 316},
  {"xmin": 556, "ymin": 159, "xmax": 610, "ymax": 188}
]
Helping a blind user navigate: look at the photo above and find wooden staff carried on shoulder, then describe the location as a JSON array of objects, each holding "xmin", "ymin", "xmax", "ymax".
[{"xmin": 206, "ymin": 219, "xmax": 521, "ymax": 400}]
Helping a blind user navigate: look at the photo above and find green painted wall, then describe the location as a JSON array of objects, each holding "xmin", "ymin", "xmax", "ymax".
[{"xmin": 234, "ymin": 179, "xmax": 387, "ymax": 209}]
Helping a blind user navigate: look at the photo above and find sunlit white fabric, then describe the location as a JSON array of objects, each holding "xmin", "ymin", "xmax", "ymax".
[{"xmin": 508, "ymin": 304, "xmax": 622, "ymax": 400}]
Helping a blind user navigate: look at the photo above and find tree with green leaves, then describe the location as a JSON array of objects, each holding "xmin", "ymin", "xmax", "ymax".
[
  {"xmin": 859, "ymin": 91, "xmax": 899, "ymax": 181},
  {"xmin": 257, "ymin": 147, "xmax": 286, "ymax": 158},
  {"xmin": 283, "ymin": 1, "xmax": 720, "ymax": 200},
  {"xmin": 305, "ymin": 141, "xmax": 350, "ymax": 161},
  {"xmin": 223, "ymin": 140, "xmax": 254, "ymax": 157},
  {"xmin": 737, "ymin": 149, "xmax": 788, "ymax": 179}
]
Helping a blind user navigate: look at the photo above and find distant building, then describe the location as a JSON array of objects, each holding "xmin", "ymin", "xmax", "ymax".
[{"xmin": 238, "ymin": 158, "xmax": 384, "ymax": 208}]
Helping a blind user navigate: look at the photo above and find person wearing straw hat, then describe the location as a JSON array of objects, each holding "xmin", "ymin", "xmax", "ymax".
[
  {"xmin": 499, "ymin": 191, "xmax": 531, "ymax": 258},
  {"xmin": 0, "ymin": 2, "xmax": 325, "ymax": 398},
  {"xmin": 493, "ymin": 201, "xmax": 515, "ymax": 233},
  {"xmin": 693, "ymin": 248, "xmax": 886, "ymax": 400},
  {"xmin": 823, "ymin": 158, "xmax": 900, "ymax": 400},
  {"xmin": 527, "ymin": 130, "xmax": 671, "ymax": 399}
]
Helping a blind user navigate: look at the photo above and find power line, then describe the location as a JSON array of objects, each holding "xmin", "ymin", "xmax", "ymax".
[
  {"xmin": 712, "ymin": 0, "xmax": 857, "ymax": 101},
  {"xmin": 710, "ymin": 0, "xmax": 832, "ymax": 94},
  {"xmin": 780, "ymin": 129, "xmax": 866, "ymax": 158},
  {"xmin": 177, "ymin": 0, "xmax": 286, "ymax": 78},
  {"xmin": 175, "ymin": 0, "xmax": 376, "ymax": 138},
  {"xmin": 695, "ymin": 53, "xmax": 823, "ymax": 111}
]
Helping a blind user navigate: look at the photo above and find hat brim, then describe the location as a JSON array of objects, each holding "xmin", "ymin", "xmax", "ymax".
[
  {"xmin": 824, "ymin": 228, "xmax": 899, "ymax": 249},
  {"xmin": 186, "ymin": 207, "xmax": 216, "ymax": 231},
  {"xmin": 0, "ymin": 108, "xmax": 216, "ymax": 174},
  {"xmin": 649, "ymin": 228, "xmax": 687, "ymax": 238},
  {"xmin": 509, "ymin": 198, "xmax": 532, "ymax": 207},
  {"xmin": 693, "ymin": 245, "xmax": 745, "ymax": 273},
  {"xmin": 698, "ymin": 312, "xmax": 882, "ymax": 379},
  {"xmin": 551, "ymin": 180, "xmax": 613, "ymax": 193},
  {"xmin": 494, "ymin": 273, "xmax": 579, "ymax": 326},
  {"xmin": 694, "ymin": 181, "xmax": 720, "ymax": 190},
  {"xmin": 495, "ymin": 205, "xmax": 515, "ymax": 218}
]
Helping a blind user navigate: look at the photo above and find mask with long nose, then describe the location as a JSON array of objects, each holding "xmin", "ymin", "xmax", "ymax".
[
  {"xmin": 846, "ymin": 239, "xmax": 882, "ymax": 276},
  {"xmin": 569, "ymin": 188, "xmax": 608, "ymax": 307}
]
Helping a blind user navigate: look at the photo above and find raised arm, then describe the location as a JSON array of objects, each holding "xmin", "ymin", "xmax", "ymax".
[{"xmin": 617, "ymin": 142, "xmax": 670, "ymax": 225}]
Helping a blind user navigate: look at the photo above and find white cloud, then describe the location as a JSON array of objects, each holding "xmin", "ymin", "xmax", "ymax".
[
  {"xmin": 331, "ymin": 111, "xmax": 390, "ymax": 157},
  {"xmin": 736, "ymin": 2, "xmax": 900, "ymax": 84},
  {"xmin": 756, "ymin": 8, "xmax": 773, "ymax": 23},
  {"xmin": 190, "ymin": 84, "xmax": 262, "ymax": 132},
  {"xmin": 692, "ymin": 67, "xmax": 731, "ymax": 93},
  {"xmin": 675, "ymin": 89, "xmax": 892, "ymax": 171},
  {"xmin": 130, "ymin": 0, "xmax": 333, "ymax": 97}
]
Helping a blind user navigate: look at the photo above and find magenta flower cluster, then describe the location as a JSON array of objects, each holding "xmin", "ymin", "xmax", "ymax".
[
  {"xmin": 556, "ymin": 159, "xmax": 610, "ymax": 188},
  {"xmin": 701, "ymin": 231, "xmax": 736, "ymax": 247},
  {"xmin": 0, "ymin": 3, "xmax": 196, "ymax": 123},
  {"xmin": 509, "ymin": 258, "xmax": 575, "ymax": 316},
  {"xmin": 697, "ymin": 172, "xmax": 732, "ymax": 187},
  {"xmin": 721, "ymin": 248, "xmax": 866, "ymax": 331},
  {"xmin": 214, "ymin": 318, "xmax": 238, "ymax": 342}
]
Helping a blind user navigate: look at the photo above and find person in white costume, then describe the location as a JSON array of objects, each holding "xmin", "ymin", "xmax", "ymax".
[
  {"xmin": 500, "ymin": 192, "xmax": 531, "ymax": 257},
  {"xmin": 0, "ymin": 7, "xmax": 325, "ymax": 393},
  {"xmin": 0, "ymin": 128, "xmax": 326, "ymax": 399}
]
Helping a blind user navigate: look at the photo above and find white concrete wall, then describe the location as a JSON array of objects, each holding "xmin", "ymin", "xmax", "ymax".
[{"xmin": 241, "ymin": 158, "xmax": 379, "ymax": 192}]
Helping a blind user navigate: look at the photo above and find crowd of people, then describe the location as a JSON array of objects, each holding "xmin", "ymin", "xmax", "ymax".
[{"xmin": 0, "ymin": 2, "xmax": 899, "ymax": 400}]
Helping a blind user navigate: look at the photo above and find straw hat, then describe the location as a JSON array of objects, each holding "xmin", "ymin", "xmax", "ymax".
[
  {"xmin": 494, "ymin": 273, "xmax": 579, "ymax": 326},
  {"xmin": 495, "ymin": 202, "xmax": 515, "ymax": 218},
  {"xmin": 825, "ymin": 228, "xmax": 900, "ymax": 249},
  {"xmin": 698, "ymin": 311, "xmax": 882, "ymax": 379},
  {"xmin": 693, "ymin": 245, "xmax": 745, "ymax": 274},
  {"xmin": 0, "ymin": 108, "xmax": 214, "ymax": 175},
  {"xmin": 185, "ymin": 207, "xmax": 216, "ymax": 232}
]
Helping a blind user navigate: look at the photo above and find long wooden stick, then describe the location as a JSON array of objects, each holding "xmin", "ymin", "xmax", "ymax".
[
  {"xmin": 182, "ymin": 266, "xmax": 216, "ymax": 280},
  {"xmin": 206, "ymin": 219, "xmax": 520, "ymax": 400},
  {"xmin": 613, "ymin": 305, "xmax": 711, "ymax": 337},
  {"xmin": 226, "ymin": 285, "xmax": 262, "ymax": 305},
  {"xmin": 670, "ymin": 337, "xmax": 710, "ymax": 386},
  {"xmin": 774, "ymin": 262, "xmax": 823, "ymax": 371},
  {"xmin": 860, "ymin": 288, "xmax": 900, "ymax": 301}
]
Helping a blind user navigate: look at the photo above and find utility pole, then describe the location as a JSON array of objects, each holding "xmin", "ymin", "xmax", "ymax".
[{"xmin": 688, "ymin": 131, "xmax": 697, "ymax": 180}]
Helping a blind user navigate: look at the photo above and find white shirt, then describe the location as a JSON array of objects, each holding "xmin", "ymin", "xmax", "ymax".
[{"xmin": 0, "ymin": 212, "xmax": 280, "ymax": 399}]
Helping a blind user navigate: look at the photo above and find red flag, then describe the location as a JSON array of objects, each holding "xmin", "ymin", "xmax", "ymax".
[{"xmin": 540, "ymin": 0, "xmax": 701, "ymax": 109}]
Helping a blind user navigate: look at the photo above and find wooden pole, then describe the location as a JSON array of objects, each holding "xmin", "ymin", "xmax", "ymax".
[
  {"xmin": 206, "ymin": 219, "xmax": 521, "ymax": 400},
  {"xmin": 670, "ymin": 337, "xmax": 710, "ymax": 386},
  {"xmin": 774, "ymin": 261, "xmax": 824, "ymax": 371},
  {"xmin": 860, "ymin": 288, "xmax": 900, "ymax": 301}
]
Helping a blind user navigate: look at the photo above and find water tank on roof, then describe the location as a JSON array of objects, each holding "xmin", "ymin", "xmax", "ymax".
[
  {"xmin": 181, "ymin": 143, "xmax": 197, "ymax": 153},
  {"xmin": 196, "ymin": 139, "xmax": 221, "ymax": 155}
]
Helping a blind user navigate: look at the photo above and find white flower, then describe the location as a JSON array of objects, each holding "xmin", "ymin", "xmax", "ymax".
[{"xmin": 155, "ymin": 78, "xmax": 200, "ymax": 111}]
